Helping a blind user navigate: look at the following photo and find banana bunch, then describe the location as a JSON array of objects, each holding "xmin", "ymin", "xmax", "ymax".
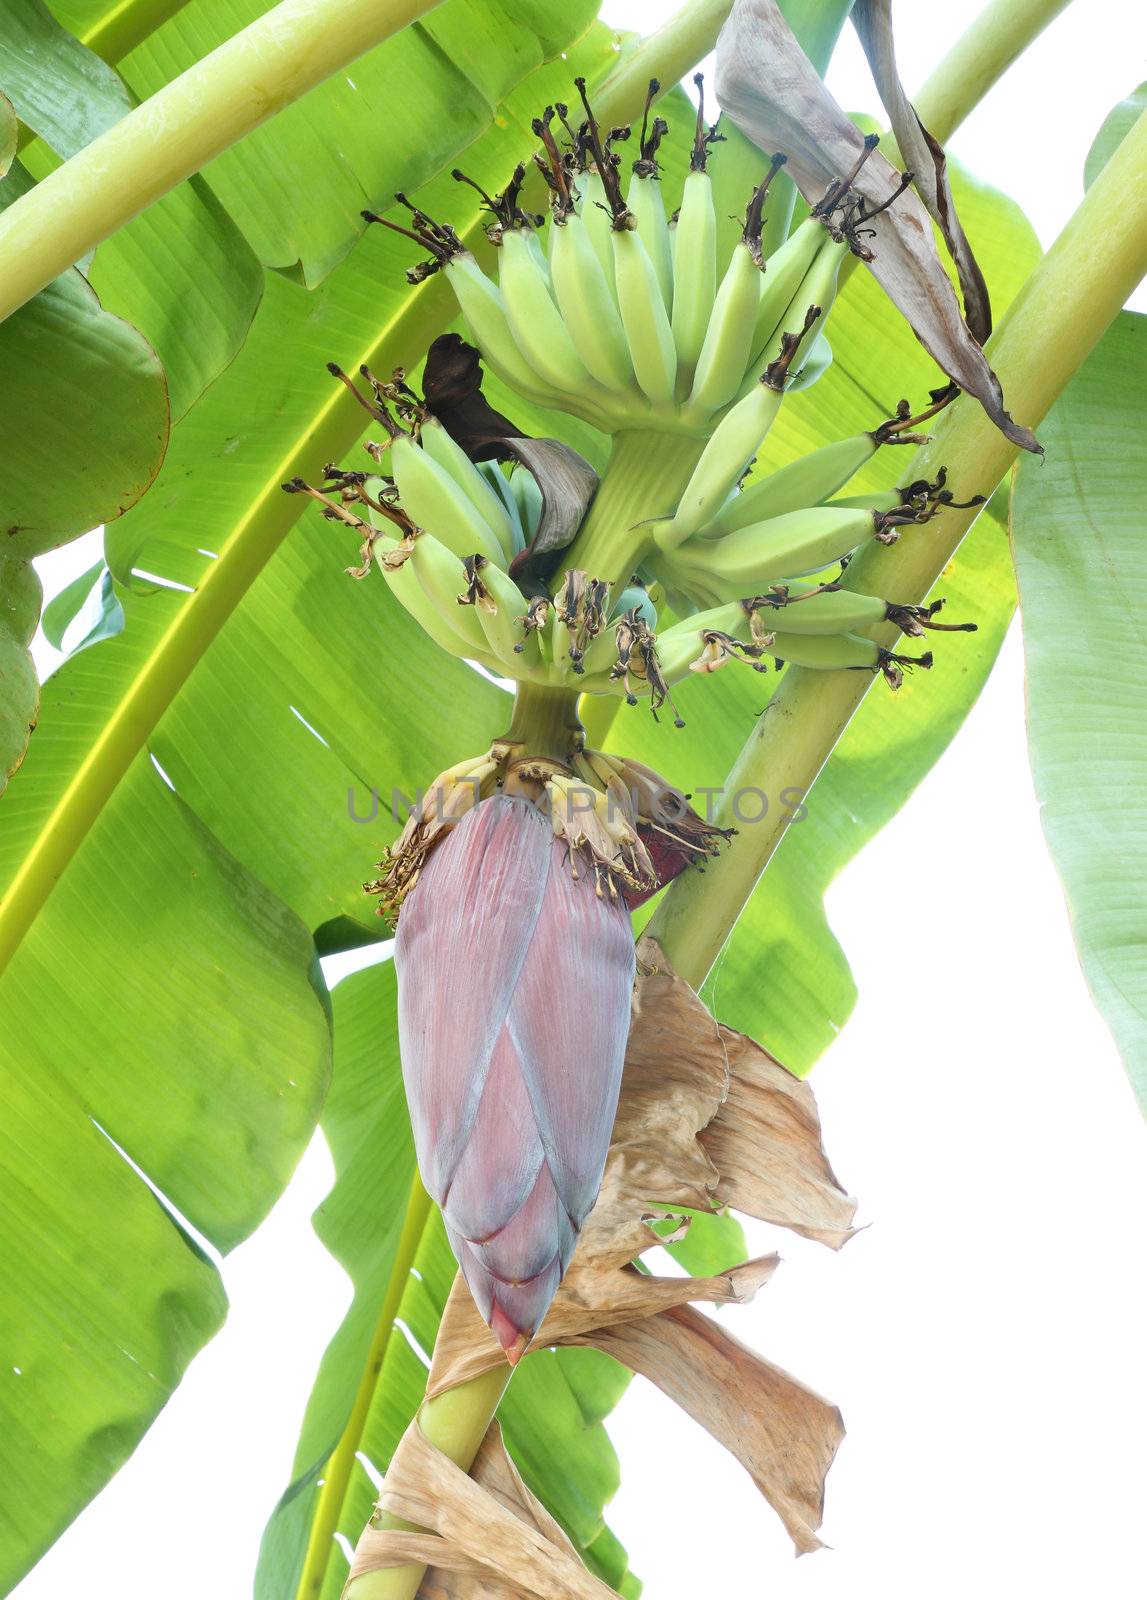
[
  {"xmin": 366, "ymin": 76, "xmax": 854, "ymax": 437},
  {"xmin": 284, "ymin": 354, "xmax": 973, "ymax": 715},
  {"xmin": 290, "ymin": 80, "xmax": 982, "ymax": 719}
]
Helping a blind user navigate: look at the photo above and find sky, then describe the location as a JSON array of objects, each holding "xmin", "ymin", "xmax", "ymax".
[{"xmin": 14, "ymin": 2, "xmax": 1147, "ymax": 1597}]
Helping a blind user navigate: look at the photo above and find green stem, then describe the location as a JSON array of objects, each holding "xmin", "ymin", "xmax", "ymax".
[
  {"xmin": 297, "ymin": 1173, "xmax": 432, "ymax": 1600},
  {"xmin": 594, "ymin": 0, "xmax": 734, "ymax": 126},
  {"xmin": 346, "ymin": 1363, "xmax": 511, "ymax": 1600},
  {"xmin": 913, "ymin": 0, "xmax": 1075, "ymax": 145},
  {"xmin": 79, "ymin": 0, "xmax": 195, "ymax": 66},
  {"xmin": 501, "ymin": 683, "xmax": 583, "ymax": 763},
  {"xmin": 560, "ymin": 429, "xmax": 706, "ymax": 589},
  {"xmin": 0, "ymin": 0, "xmax": 442, "ymax": 325},
  {"xmin": 649, "ymin": 106, "xmax": 1147, "ymax": 991}
]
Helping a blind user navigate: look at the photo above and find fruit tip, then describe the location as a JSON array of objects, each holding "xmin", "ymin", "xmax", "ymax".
[{"xmin": 490, "ymin": 1302, "xmax": 531, "ymax": 1366}]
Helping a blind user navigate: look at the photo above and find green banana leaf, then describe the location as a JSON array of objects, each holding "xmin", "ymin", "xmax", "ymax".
[
  {"xmin": 116, "ymin": 0, "xmax": 601, "ymax": 284},
  {"xmin": 0, "ymin": 10, "xmax": 633, "ymax": 1591},
  {"xmin": 1010, "ymin": 311, "xmax": 1147, "ymax": 1105},
  {"xmin": 0, "ymin": 263, "xmax": 170, "ymax": 558},
  {"xmin": 0, "ymin": 558, "xmax": 41, "ymax": 795},
  {"xmin": 38, "ymin": 561, "xmax": 104, "ymax": 651},
  {"xmin": 0, "ymin": 0, "xmax": 130, "ymax": 157}
]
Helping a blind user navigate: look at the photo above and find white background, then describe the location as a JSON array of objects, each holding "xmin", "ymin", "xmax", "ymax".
[{"xmin": 14, "ymin": 3, "xmax": 1147, "ymax": 1597}]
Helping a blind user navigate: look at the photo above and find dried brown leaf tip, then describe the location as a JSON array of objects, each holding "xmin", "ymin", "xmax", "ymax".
[
  {"xmin": 714, "ymin": 0, "xmax": 1041, "ymax": 453},
  {"xmin": 423, "ymin": 940, "xmax": 856, "ymax": 1556}
]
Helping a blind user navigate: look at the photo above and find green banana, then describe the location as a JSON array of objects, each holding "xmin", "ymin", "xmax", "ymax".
[
  {"xmin": 612, "ymin": 225, "xmax": 678, "ymax": 405},
  {"xmin": 371, "ymin": 536, "xmax": 484, "ymax": 662},
  {"xmin": 575, "ymin": 167, "xmax": 617, "ymax": 290},
  {"xmin": 458, "ymin": 553, "xmax": 537, "ymax": 673},
  {"xmin": 762, "ymin": 630, "xmax": 886, "ymax": 670},
  {"xmin": 498, "ymin": 226, "xmax": 593, "ymax": 395},
  {"xmin": 757, "ymin": 583, "xmax": 977, "ymax": 639},
  {"xmin": 671, "ymin": 169, "xmax": 716, "ymax": 388},
  {"xmin": 653, "ymin": 602, "xmax": 746, "ymax": 680},
  {"xmin": 745, "ymin": 235, "xmax": 846, "ymax": 393},
  {"xmin": 390, "ymin": 434, "xmax": 504, "ymax": 564},
  {"xmin": 627, "ymin": 171, "xmax": 673, "ymax": 312},
  {"xmin": 407, "ymin": 531, "xmax": 489, "ymax": 653},
  {"xmin": 708, "ymin": 431, "xmax": 881, "ymax": 535},
  {"xmin": 828, "ymin": 490, "xmax": 903, "ymax": 513},
  {"xmin": 687, "ymin": 241, "xmax": 761, "ymax": 421},
  {"xmin": 746, "ymin": 216, "xmax": 824, "ymax": 372},
  {"xmin": 549, "ymin": 214, "xmax": 636, "ymax": 395},
  {"xmin": 508, "ymin": 462, "xmax": 544, "ymax": 545},
  {"xmin": 665, "ymin": 506, "xmax": 877, "ymax": 601},
  {"xmin": 418, "ymin": 417, "xmax": 518, "ymax": 561},
  {"xmin": 662, "ymin": 374, "xmax": 790, "ymax": 546},
  {"xmin": 609, "ymin": 583, "xmax": 658, "ymax": 630},
  {"xmin": 477, "ymin": 461, "xmax": 527, "ymax": 553},
  {"xmin": 747, "ymin": 583, "xmax": 889, "ymax": 635},
  {"xmin": 444, "ymin": 252, "xmax": 562, "ymax": 405}
]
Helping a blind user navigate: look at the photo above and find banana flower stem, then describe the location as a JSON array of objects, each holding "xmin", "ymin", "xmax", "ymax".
[
  {"xmin": 347, "ymin": 1358, "xmax": 512, "ymax": 1600},
  {"xmin": 649, "ymin": 105, "xmax": 1147, "ymax": 993}
]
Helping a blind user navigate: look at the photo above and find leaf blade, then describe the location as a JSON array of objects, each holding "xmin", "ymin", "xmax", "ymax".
[{"xmin": 1010, "ymin": 311, "xmax": 1147, "ymax": 1103}]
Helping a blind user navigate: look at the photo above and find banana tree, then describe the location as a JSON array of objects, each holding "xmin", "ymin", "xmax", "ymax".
[{"xmin": 1, "ymin": 0, "xmax": 1145, "ymax": 1596}]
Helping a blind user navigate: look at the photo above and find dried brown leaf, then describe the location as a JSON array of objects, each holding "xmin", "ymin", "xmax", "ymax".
[
  {"xmin": 851, "ymin": 0, "xmax": 991, "ymax": 343},
  {"xmin": 422, "ymin": 333, "xmax": 525, "ymax": 456},
  {"xmin": 714, "ymin": 0, "xmax": 1040, "ymax": 452},
  {"xmin": 571, "ymin": 1306, "xmax": 844, "ymax": 1556},
  {"xmin": 708, "ymin": 1025, "xmax": 858, "ymax": 1248},
  {"xmin": 350, "ymin": 1422, "xmax": 613, "ymax": 1598}
]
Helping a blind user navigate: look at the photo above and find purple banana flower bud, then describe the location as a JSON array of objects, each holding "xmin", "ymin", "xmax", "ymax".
[{"xmin": 395, "ymin": 793, "xmax": 635, "ymax": 1362}]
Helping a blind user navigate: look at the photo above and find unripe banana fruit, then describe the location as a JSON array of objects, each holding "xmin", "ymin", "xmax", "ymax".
[
  {"xmin": 390, "ymin": 435, "xmax": 504, "ymax": 565},
  {"xmin": 613, "ymin": 225, "xmax": 678, "ymax": 405},
  {"xmin": 549, "ymin": 215, "xmax": 636, "ymax": 396},
  {"xmin": 663, "ymin": 506, "xmax": 877, "ymax": 602},
  {"xmin": 671, "ymin": 169, "xmax": 717, "ymax": 390},
  {"xmin": 418, "ymin": 417, "xmax": 518, "ymax": 561},
  {"xmin": 746, "ymin": 216, "xmax": 824, "ymax": 372},
  {"xmin": 663, "ymin": 377, "xmax": 788, "ymax": 546},
  {"xmin": 687, "ymin": 242, "xmax": 762, "ymax": 421},
  {"xmin": 443, "ymin": 253, "xmax": 562, "ymax": 407},
  {"xmin": 708, "ymin": 431, "xmax": 880, "ymax": 535},
  {"xmin": 626, "ymin": 170, "xmax": 673, "ymax": 312},
  {"xmin": 499, "ymin": 226, "xmax": 594, "ymax": 396}
]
